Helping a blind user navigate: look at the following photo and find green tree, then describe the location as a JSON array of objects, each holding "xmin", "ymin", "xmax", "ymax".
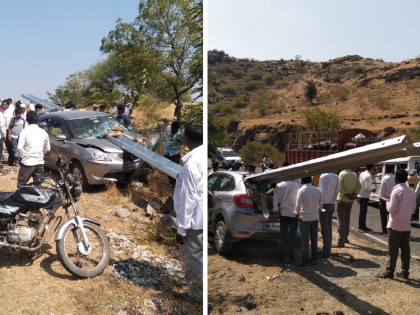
[
  {"xmin": 298, "ymin": 108, "xmax": 341, "ymax": 132},
  {"xmin": 304, "ymin": 80, "xmax": 317, "ymax": 104},
  {"xmin": 101, "ymin": 0, "xmax": 202, "ymax": 122},
  {"xmin": 249, "ymin": 89, "xmax": 277, "ymax": 117},
  {"xmin": 208, "ymin": 112, "xmax": 227, "ymax": 158},
  {"xmin": 47, "ymin": 71, "xmax": 90, "ymax": 107}
]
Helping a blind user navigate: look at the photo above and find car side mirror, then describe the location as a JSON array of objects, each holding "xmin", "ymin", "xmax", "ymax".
[{"xmin": 55, "ymin": 134, "xmax": 67, "ymax": 143}]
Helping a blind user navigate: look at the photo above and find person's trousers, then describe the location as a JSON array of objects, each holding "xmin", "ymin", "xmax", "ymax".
[
  {"xmin": 11, "ymin": 137, "xmax": 19, "ymax": 163},
  {"xmin": 5, "ymin": 138, "xmax": 13, "ymax": 164},
  {"xmin": 385, "ymin": 228, "xmax": 410, "ymax": 278},
  {"xmin": 17, "ymin": 164, "xmax": 44, "ymax": 188},
  {"xmin": 358, "ymin": 197, "xmax": 369, "ymax": 229},
  {"xmin": 0, "ymin": 138, "xmax": 3, "ymax": 161},
  {"xmin": 379, "ymin": 199, "xmax": 389, "ymax": 234},
  {"xmin": 336, "ymin": 200, "xmax": 354, "ymax": 246},
  {"xmin": 164, "ymin": 153, "xmax": 180, "ymax": 185},
  {"xmin": 279, "ymin": 215, "xmax": 299, "ymax": 260},
  {"xmin": 179, "ymin": 229, "xmax": 203, "ymax": 299},
  {"xmin": 320, "ymin": 203, "xmax": 335, "ymax": 255},
  {"xmin": 300, "ymin": 219, "xmax": 318, "ymax": 264}
]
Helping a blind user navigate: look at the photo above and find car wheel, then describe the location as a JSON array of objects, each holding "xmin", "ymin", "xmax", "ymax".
[
  {"xmin": 214, "ymin": 221, "xmax": 233, "ymax": 254},
  {"xmin": 72, "ymin": 162, "xmax": 90, "ymax": 191}
]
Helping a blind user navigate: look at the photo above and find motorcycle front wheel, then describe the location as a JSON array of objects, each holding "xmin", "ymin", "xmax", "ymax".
[{"xmin": 56, "ymin": 221, "xmax": 110, "ymax": 278}]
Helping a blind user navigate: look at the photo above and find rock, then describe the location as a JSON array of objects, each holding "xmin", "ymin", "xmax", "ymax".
[
  {"xmin": 333, "ymin": 312, "xmax": 345, "ymax": 315},
  {"xmin": 132, "ymin": 197, "xmax": 149, "ymax": 209},
  {"xmin": 383, "ymin": 127, "xmax": 396, "ymax": 138},
  {"xmin": 161, "ymin": 214, "xmax": 177, "ymax": 231},
  {"xmin": 115, "ymin": 208, "xmax": 130, "ymax": 218},
  {"xmin": 406, "ymin": 122, "xmax": 411, "ymax": 126},
  {"xmin": 239, "ymin": 275, "xmax": 246, "ymax": 282},
  {"xmin": 162, "ymin": 196, "xmax": 174, "ymax": 214},
  {"xmin": 122, "ymin": 203, "xmax": 138, "ymax": 212},
  {"xmin": 237, "ymin": 307, "xmax": 247, "ymax": 312},
  {"xmin": 149, "ymin": 197, "xmax": 163, "ymax": 213},
  {"xmin": 131, "ymin": 181, "xmax": 143, "ymax": 191},
  {"xmin": 245, "ymin": 301, "xmax": 257, "ymax": 310},
  {"xmin": 300, "ymin": 307, "xmax": 304, "ymax": 311},
  {"xmin": 146, "ymin": 204, "xmax": 156, "ymax": 218}
]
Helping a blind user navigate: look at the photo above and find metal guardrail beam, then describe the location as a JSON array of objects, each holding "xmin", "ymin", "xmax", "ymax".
[
  {"xmin": 107, "ymin": 134, "xmax": 182, "ymax": 179},
  {"xmin": 245, "ymin": 135, "xmax": 420, "ymax": 185},
  {"xmin": 21, "ymin": 93, "xmax": 63, "ymax": 111}
]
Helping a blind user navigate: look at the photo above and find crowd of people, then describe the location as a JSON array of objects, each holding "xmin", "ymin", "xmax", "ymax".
[{"xmin": 269, "ymin": 163, "xmax": 417, "ymax": 279}]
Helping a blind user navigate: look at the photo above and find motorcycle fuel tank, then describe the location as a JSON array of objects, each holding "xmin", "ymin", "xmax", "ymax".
[{"xmin": 11, "ymin": 186, "xmax": 59, "ymax": 208}]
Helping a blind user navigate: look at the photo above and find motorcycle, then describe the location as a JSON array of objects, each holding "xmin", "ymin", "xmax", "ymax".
[{"xmin": 0, "ymin": 155, "xmax": 110, "ymax": 278}]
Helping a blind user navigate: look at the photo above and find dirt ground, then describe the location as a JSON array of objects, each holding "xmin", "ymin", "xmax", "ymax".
[{"xmin": 208, "ymin": 224, "xmax": 420, "ymax": 315}]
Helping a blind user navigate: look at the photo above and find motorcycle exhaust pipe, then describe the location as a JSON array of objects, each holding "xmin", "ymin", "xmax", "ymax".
[{"xmin": 0, "ymin": 240, "xmax": 44, "ymax": 252}]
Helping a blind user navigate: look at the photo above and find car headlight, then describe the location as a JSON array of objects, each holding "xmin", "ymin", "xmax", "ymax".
[{"xmin": 92, "ymin": 151, "xmax": 112, "ymax": 161}]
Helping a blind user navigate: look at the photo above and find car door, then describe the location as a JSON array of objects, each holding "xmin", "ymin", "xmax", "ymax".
[
  {"xmin": 208, "ymin": 173, "xmax": 221, "ymax": 229},
  {"xmin": 212, "ymin": 173, "xmax": 236, "ymax": 213},
  {"xmin": 47, "ymin": 118, "xmax": 71, "ymax": 168}
]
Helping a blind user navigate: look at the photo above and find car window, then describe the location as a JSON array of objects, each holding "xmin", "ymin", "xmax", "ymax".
[
  {"xmin": 69, "ymin": 116, "xmax": 129, "ymax": 139},
  {"xmin": 213, "ymin": 175, "xmax": 236, "ymax": 192},
  {"xmin": 49, "ymin": 119, "xmax": 68, "ymax": 137},
  {"xmin": 396, "ymin": 163, "xmax": 407, "ymax": 171},
  {"xmin": 208, "ymin": 174, "xmax": 219, "ymax": 189}
]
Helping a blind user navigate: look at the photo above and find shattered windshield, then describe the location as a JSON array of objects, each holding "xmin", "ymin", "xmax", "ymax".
[{"xmin": 69, "ymin": 116, "xmax": 129, "ymax": 139}]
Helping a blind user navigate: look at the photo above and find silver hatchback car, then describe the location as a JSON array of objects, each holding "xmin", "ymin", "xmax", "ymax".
[
  {"xmin": 39, "ymin": 110, "xmax": 143, "ymax": 190},
  {"xmin": 208, "ymin": 170, "xmax": 280, "ymax": 254}
]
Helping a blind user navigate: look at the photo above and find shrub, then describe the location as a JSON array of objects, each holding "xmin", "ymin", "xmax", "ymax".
[
  {"xmin": 244, "ymin": 80, "xmax": 264, "ymax": 91},
  {"xmin": 233, "ymin": 94, "xmax": 248, "ymax": 108},
  {"xmin": 304, "ymin": 80, "xmax": 317, "ymax": 104},
  {"xmin": 366, "ymin": 117, "xmax": 376, "ymax": 126},
  {"xmin": 317, "ymin": 91, "xmax": 332, "ymax": 104},
  {"xmin": 374, "ymin": 95, "xmax": 392, "ymax": 109},
  {"xmin": 331, "ymin": 73, "xmax": 343, "ymax": 83},
  {"xmin": 220, "ymin": 82, "xmax": 237, "ymax": 97},
  {"xmin": 263, "ymin": 73, "xmax": 275, "ymax": 86},
  {"xmin": 247, "ymin": 67, "xmax": 262, "ymax": 80},
  {"xmin": 332, "ymin": 86, "xmax": 350, "ymax": 101},
  {"xmin": 249, "ymin": 89, "xmax": 277, "ymax": 117},
  {"xmin": 275, "ymin": 78, "xmax": 289, "ymax": 89},
  {"xmin": 297, "ymin": 108, "xmax": 341, "ymax": 132},
  {"xmin": 350, "ymin": 64, "xmax": 364, "ymax": 77},
  {"xmin": 238, "ymin": 142, "xmax": 284, "ymax": 168},
  {"xmin": 214, "ymin": 103, "xmax": 237, "ymax": 116}
]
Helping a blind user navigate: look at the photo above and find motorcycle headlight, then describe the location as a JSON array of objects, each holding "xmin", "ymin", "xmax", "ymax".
[{"xmin": 92, "ymin": 152, "xmax": 111, "ymax": 161}]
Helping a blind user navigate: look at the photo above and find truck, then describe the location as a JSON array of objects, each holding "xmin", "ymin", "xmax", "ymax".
[{"xmin": 284, "ymin": 128, "xmax": 381, "ymax": 165}]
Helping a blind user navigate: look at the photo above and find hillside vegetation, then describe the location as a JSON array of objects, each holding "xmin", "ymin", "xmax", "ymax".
[{"xmin": 208, "ymin": 50, "xmax": 420, "ymax": 152}]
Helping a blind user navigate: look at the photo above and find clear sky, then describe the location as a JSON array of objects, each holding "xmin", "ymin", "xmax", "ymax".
[
  {"xmin": 208, "ymin": 0, "xmax": 420, "ymax": 63},
  {"xmin": 0, "ymin": 0, "xmax": 140, "ymax": 103}
]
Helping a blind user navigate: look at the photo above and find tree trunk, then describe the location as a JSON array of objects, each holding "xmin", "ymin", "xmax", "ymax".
[{"xmin": 175, "ymin": 96, "xmax": 181, "ymax": 122}]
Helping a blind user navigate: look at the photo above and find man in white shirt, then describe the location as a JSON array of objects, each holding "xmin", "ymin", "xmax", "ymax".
[
  {"xmin": 358, "ymin": 164, "xmax": 377, "ymax": 232},
  {"xmin": 0, "ymin": 110, "xmax": 6, "ymax": 163},
  {"xmin": 319, "ymin": 172, "xmax": 339, "ymax": 257},
  {"xmin": 273, "ymin": 179, "xmax": 299, "ymax": 263},
  {"xmin": 29, "ymin": 102, "xmax": 35, "ymax": 111},
  {"xmin": 2, "ymin": 99, "xmax": 14, "ymax": 165},
  {"xmin": 17, "ymin": 111, "xmax": 50, "ymax": 187},
  {"xmin": 228, "ymin": 159, "xmax": 243, "ymax": 171},
  {"xmin": 173, "ymin": 121, "xmax": 203, "ymax": 300},
  {"xmin": 295, "ymin": 177, "xmax": 323, "ymax": 265},
  {"xmin": 379, "ymin": 165, "xmax": 395, "ymax": 234}
]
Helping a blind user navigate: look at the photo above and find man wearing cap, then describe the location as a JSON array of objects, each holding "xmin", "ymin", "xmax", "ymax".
[
  {"xmin": 92, "ymin": 104, "xmax": 98, "ymax": 111},
  {"xmin": 20, "ymin": 104, "xmax": 27, "ymax": 120},
  {"xmin": 406, "ymin": 169, "xmax": 420, "ymax": 191},
  {"xmin": 229, "ymin": 159, "xmax": 243, "ymax": 171}
]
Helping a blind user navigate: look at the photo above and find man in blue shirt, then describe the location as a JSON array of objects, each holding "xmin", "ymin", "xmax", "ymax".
[
  {"xmin": 116, "ymin": 105, "xmax": 131, "ymax": 127},
  {"xmin": 163, "ymin": 121, "xmax": 183, "ymax": 185}
]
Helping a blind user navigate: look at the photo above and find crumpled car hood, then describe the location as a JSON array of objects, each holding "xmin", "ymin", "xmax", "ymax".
[{"xmin": 75, "ymin": 139, "xmax": 123, "ymax": 154}]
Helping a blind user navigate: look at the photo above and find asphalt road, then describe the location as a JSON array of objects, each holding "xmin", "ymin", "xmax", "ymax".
[{"xmin": 335, "ymin": 201, "xmax": 420, "ymax": 258}]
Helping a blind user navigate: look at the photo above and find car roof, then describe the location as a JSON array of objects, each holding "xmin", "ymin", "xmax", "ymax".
[
  {"xmin": 41, "ymin": 110, "xmax": 110, "ymax": 120},
  {"xmin": 378, "ymin": 156, "xmax": 420, "ymax": 163}
]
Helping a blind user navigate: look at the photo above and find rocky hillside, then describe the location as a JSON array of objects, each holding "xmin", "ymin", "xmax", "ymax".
[{"xmin": 209, "ymin": 50, "xmax": 420, "ymax": 151}]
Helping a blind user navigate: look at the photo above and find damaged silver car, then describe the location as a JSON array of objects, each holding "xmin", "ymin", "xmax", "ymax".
[{"xmin": 39, "ymin": 110, "xmax": 144, "ymax": 190}]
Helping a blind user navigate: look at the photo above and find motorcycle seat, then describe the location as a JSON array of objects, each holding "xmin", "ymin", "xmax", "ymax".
[{"xmin": 0, "ymin": 192, "xmax": 13, "ymax": 203}]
